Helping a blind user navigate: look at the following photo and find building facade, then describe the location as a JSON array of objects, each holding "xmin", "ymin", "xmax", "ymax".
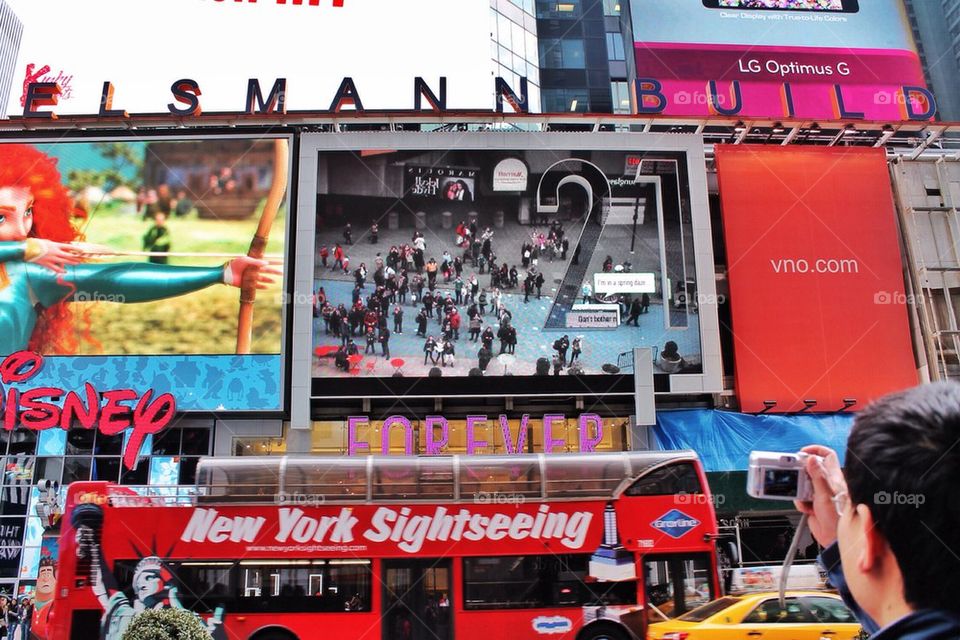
[
  {"xmin": 0, "ymin": 0, "xmax": 22, "ymax": 119},
  {"xmin": 0, "ymin": 0, "xmax": 948, "ymax": 602},
  {"xmin": 491, "ymin": 0, "xmax": 542, "ymax": 112},
  {"xmin": 905, "ymin": 0, "xmax": 960, "ymax": 121},
  {"xmin": 536, "ymin": 0, "xmax": 615, "ymax": 113},
  {"xmin": 0, "ymin": 116, "xmax": 940, "ymax": 597}
]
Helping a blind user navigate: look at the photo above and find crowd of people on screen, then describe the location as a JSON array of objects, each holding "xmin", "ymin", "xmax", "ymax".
[
  {"xmin": 314, "ymin": 221, "xmax": 584, "ymax": 375},
  {"xmin": 315, "ymin": 219, "xmax": 686, "ymax": 375}
]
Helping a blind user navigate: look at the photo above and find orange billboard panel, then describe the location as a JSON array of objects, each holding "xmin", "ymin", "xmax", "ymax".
[{"xmin": 716, "ymin": 145, "xmax": 916, "ymax": 413}]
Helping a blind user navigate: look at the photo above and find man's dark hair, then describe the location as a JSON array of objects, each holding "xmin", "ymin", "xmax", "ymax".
[{"xmin": 845, "ymin": 382, "xmax": 960, "ymax": 613}]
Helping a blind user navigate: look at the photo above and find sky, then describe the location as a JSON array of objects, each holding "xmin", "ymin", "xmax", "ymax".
[{"xmin": 5, "ymin": 0, "xmax": 493, "ymax": 116}]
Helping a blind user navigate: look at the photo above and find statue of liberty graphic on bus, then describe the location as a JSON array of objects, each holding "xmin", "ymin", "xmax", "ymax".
[{"xmin": 71, "ymin": 503, "xmax": 226, "ymax": 640}]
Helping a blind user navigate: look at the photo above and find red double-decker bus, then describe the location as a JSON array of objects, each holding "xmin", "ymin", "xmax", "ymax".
[{"xmin": 41, "ymin": 452, "xmax": 721, "ymax": 640}]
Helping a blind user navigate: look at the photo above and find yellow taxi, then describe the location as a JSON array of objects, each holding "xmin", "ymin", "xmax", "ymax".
[{"xmin": 647, "ymin": 591, "xmax": 862, "ymax": 640}]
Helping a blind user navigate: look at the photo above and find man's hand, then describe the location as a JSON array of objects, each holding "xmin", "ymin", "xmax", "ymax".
[
  {"xmin": 223, "ymin": 256, "xmax": 282, "ymax": 289},
  {"xmin": 794, "ymin": 445, "xmax": 846, "ymax": 548},
  {"xmin": 25, "ymin": 239, "xmax": 84, "ymax": 274}
]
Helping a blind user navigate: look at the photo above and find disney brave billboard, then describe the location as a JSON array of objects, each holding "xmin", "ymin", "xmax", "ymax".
[{"xmin": 0, "ymin": 136, "xmax": 291, "ymax": 413}]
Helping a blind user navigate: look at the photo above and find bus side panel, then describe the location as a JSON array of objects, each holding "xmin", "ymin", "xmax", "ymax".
[
  {"xmin": 454, "ymin": 608, "xmax": 582, "ymax": 640},
  {"xmin": 222, "ymin": 612, "xmax": 383, "ymax": 640}
]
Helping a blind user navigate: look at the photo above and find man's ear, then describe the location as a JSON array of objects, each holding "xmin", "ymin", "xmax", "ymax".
[{"xmin": 855, "ymin": 503, "xmax": 886, "ymax": 574}]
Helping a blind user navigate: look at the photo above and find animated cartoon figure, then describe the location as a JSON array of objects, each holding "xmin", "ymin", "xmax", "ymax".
[
  {"xmin": 35, "ymin": 480, "xmax": 62, "ymax": 529},
  {"xmin": 0, "ymin": 144, "xmax": 278, "ymax": 355},
  {"xmin": 30, "ymin": 556, "xmax": 56, "ymax": 638}
]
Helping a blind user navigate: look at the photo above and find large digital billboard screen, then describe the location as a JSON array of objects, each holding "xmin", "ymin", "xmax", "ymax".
[
  {"xmin": 631, "ymin": 0, "xmax": 927, "ymax": 121},
  {"xmin": 311, "ymin": 146, "xmax": 709, "ymax": 397},
  {"xmin": 0, "ymin": 136, "xmax": 291, "ymax": 413}
]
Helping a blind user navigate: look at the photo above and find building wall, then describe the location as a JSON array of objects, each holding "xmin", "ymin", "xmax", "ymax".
[
  {"xmin": 536, "ymin": 0, "xmax": 613, "ymax": 113},
  {"xmin": 0, "ymin": 0, "xmax": 22, "ymax": 119},
  {"xmin": 492, "ymin": 0, "xmax": 541, "ymax": 112},
  {"xmin": 905, "ymin": 0, "xmax": 960, "ymax": 121}
]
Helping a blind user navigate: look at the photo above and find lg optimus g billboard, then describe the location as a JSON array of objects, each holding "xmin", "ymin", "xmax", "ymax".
[
  {"xmin": 0, "ymin": 136, "xmax": 292, "ymax": 418},
  {"xmin": 630, "ymin": 0, "xmax": 931, "ymax": 121},
  {"xmin": 306, "ymin": 133, "xmax": 721, "ymax": 398}
]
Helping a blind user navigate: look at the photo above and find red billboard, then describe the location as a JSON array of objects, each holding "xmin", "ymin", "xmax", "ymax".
[{"xmin": 716, "ymin": 145, "xmax": 916, "ymax": 413}]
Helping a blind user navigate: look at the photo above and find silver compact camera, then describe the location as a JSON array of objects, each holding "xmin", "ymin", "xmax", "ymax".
[{"xmin": 747, "ymin": 451, "xmax": 816, "ymax": 502}]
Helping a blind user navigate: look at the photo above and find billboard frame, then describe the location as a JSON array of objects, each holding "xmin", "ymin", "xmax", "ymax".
[
  {"xmin": 0, "ymin": 129, "xmax": 299, "ymax": 418},
  {"xmin": 294, "ymin": 132, "xmax": 722, "ymax": 408}
]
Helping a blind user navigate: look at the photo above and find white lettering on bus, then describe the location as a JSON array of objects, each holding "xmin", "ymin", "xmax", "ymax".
[
  {"xmin": 363, "ymin": 505, "xmax": 592, "ymax": 553},
  {"xmin": 653, "ymin": 518, "xmax": 700, "ymax": 530},
  {"xmin": 179, "ymin": 506, "xmax": 591, "ymax": 553},
  {"xmin": 180, "ymin": 508, "xmax": 266, "ymax": 544},
  {"xmin": 276, "ymin": 507, "xmax": 359, "ymax": 544}
]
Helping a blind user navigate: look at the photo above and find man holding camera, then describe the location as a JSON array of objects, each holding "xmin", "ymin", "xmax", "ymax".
[{"xmin": 795, "ymin": 383, "xmax": 960, "ymax": 639}]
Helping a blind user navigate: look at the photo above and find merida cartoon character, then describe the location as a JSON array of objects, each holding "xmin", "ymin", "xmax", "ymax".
[{"xmin": 0, "ymin": 144, "xmax": 278, "ymax": 355}]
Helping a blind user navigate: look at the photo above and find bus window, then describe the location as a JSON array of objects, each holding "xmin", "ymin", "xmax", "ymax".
[
  {"xmin": 624, "ymin": 463, "xmax": 701, "ymax": 497},
  {"xmin": 162, "ymin": 559, "xmax": 373, "ymax": 614},
  {"xmin": 544, "ymin": 456, "xmax": 625, "ymax": 499},
  {"xmin": 234, "ymin": 560, "xmax": 372, "ymax": 613},
  {"xmin": 463, "ymin": 554, "xmax": 637, "ymax": 610},
  {"xmin": 372, "ymin": 457, "xmax": 455, "ymax": 501},
  {"xmin": 458, "ymin": 457, "xmax": 541, "ymax": 500},
  {"xmin": 328, "ymin": 560, "xmax": 374, "ymax": 611},
  {"xmin": 196, "ymin": 458, "xmax": 280, "ymax": 502},
  {"xmin": 170, "ymin": 562, "xmax": 234, "ymax": 613},
  {"xmin": 284, "ymin": 458, "xmax": 367, "ymax": 502},
  {"xmin": 642, "ymin": 554, "xmax": 714, "ymax": 623}
]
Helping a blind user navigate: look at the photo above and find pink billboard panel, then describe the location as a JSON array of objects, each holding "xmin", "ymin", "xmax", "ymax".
[{"xmin": 630, "ymin": 0, "xmax": 931, "ymax": 121}]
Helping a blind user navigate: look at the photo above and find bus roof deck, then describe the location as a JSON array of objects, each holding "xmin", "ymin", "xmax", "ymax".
[{"xmin": 171, "ymin": 451, "xmax": 702, "ymax": 505}]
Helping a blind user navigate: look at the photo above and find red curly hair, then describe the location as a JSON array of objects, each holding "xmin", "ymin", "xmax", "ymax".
[{"xmin": 0, "ymin": 144, "xmax": 86, "ymax": 354}]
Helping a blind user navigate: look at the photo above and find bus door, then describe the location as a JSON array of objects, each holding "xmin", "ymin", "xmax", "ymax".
[{"xmin": 382, "ymin": 559, "xmax": 452, "ymax": 640}]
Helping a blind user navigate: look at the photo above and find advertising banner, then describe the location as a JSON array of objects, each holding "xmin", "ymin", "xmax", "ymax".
[
  {"xmin": 0, "ymin": 137, "xmax": 291, "ymax": 413},
  {"xmin": 404, "ymin": 166, "xmax": 478, "ymax": 202},
  {"xmin": 493, "ymin": 159, "xmax": 529, "ymax": 192},
  {"xmin": 715, "ymin": 145, "xmax": 916, "ymax": 413},
  {"xmin": 66, "ymin": 493, "xmax": 713, "ymax": 562},
  {"xmin": 311, "ymin": 147, "xmax": 705, "ymax": 396},
  {"xmin": 5, "ymin": 0, "xmax": 492, "ymax": 116},
  {"xmin": 630, "ymin": 0, "xmax": 929, "ymax": 121}
]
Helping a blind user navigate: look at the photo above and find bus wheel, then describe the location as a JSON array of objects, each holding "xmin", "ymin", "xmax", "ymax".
[{"xmin": 577, "ymin": 623, "xmax": 631, "ymax": 640}]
